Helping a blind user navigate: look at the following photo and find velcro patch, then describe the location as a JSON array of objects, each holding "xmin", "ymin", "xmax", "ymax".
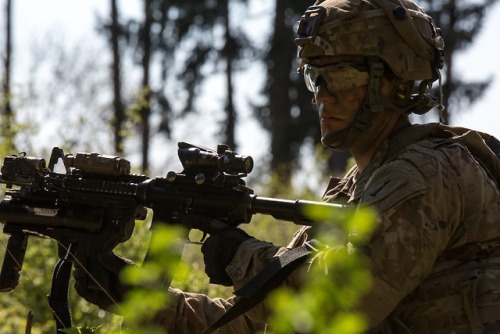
[{"xmin": 361, "ymin": 159, "xmax": 429, "ymax": 214}]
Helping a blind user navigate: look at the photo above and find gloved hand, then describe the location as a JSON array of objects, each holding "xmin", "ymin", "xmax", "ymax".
[
  {"xmin": 201, "ymin": 228, "xmax": 253, "ymax": 286},
  {"xmin": 73, "ymin": 250, "xmax": 136, "ymax": 311}
]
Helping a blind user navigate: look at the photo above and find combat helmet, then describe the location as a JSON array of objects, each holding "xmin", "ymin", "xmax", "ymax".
[{"xmin": 296, "ymin": 0, "xmax": 445, "ymax": 150}]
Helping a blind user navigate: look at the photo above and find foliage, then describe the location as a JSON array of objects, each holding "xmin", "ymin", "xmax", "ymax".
[
  {"xmin": 0, "ymin": 237, "xmax": 63, "ymax": 334},
  {"xmin": 267, "ymin": 205, "xmax": 377, "ymax": 334},
  {"xmin": 61, "ymin": 326, "xmax": 101, "ymax": 334},
  {"xmin": 2, "ymin": 0, "xmax": 498, "ymax": 332},
  {"xmin": 115, "ymin": 224, "xmax": 186, "ymax": 333},
  {"xmin": 0, "ymin": 169, "xmax": 376, "ymax": 333}
]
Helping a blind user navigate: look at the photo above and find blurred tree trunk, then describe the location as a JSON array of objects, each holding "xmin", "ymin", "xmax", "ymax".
[
  {"xmin": 255, "ymin": 2, "xmax": 320, "ymax": 183},
  {"xmin": 140, "ymin": 0, "xmax": 153, "ymax": 173},
  {"xmin": 221, "ymin": 0, "xmax": 236, "ymax": 149},
  {"xmin": 110, "ymin": 0, "xmax": 125, "ymax": 156},
  {"xmin": 1, "ymin": 0, "xmax": 14, "ymax": 152},
  {"xmin": 2, "ymin": 0, "xmax": 12, "ymax": 117},
  {"xmin": 267, "ymin": 0, "xmax": 294, "ymax": 179}
]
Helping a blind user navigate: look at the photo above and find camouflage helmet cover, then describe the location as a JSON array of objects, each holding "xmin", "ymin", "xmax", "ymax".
[{"xmin": 296, "ymin": 0, "xmax": 444, "ymax": 82}]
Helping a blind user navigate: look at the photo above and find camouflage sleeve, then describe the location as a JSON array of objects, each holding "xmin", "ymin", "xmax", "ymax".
[
  {"xmin": 226, "ymin": 238, "xmax": 287, "ymax": 321},
  {"xmin": 160, "ymin": 140, "xmax": 497, "ymax": 331},
  {"xmin": 160, "ymin": 239, "xmax": 282, "ymax": 332},
  {"xmin": 159, "ymin": 287, "xmax": 266, "ymax": 333},
  {"xmin": 353, "ymin": 142, "xmax": 474, "ymax": 326}
]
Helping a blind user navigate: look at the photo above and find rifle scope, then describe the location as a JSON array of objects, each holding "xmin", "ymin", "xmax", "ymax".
[{"xmin": 178, "ymin": 142, "xmax": 253, "ymax": 175}]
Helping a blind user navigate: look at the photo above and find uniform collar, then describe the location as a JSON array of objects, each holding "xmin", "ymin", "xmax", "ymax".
[{"xmin": 323, "ymin": 139, "xmax": 391, "ymax": 204}]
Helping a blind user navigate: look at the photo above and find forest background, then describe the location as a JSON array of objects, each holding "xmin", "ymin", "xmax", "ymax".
[{"xmin": 1, "ymin": 0, "xmax": 500, "ymax": 333}]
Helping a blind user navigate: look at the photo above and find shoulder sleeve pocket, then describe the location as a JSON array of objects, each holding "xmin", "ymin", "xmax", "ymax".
[{"xmin": 361, "ymin": 160, "xmax": 429, "ymax": 214}]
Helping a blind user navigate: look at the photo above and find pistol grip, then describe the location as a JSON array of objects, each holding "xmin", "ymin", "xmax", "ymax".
[{"xmin": 0, "ymin": 233, "xmax": 28, "ymax": 292}]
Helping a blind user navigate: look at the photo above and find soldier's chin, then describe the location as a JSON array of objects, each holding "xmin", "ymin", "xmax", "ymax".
[{"xmin": 321, "ymin": 128, "xmax": 351, "ymax": 151}]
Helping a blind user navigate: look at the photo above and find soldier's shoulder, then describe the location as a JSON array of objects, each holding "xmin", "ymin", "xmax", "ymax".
[{"xmin": 361, "ymin": 141, "xmax": 447, "ymax": 213}]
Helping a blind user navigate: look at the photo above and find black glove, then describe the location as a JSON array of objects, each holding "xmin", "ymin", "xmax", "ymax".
[
  {"xmin": 201, "ymin": 228, "xmax": 252, "ymax": 286},
  {"xmin": 73, "ymin": 251, "xmax": 136, "ymax": 311}
]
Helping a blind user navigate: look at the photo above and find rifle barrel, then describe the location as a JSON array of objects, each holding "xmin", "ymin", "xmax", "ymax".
[{"xmin": 249, "ymin": 196, "xmax": 345, "ymax": 226}]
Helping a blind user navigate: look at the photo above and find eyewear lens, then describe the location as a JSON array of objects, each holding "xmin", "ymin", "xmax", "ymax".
[{"xmin": 304, "ymin": 63, "xmax": 369, "ymax": 93}]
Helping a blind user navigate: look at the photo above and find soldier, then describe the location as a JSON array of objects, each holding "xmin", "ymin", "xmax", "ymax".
[{"xmin": 75, "ymin": 0, "xmax": 500, "ymax": 333}]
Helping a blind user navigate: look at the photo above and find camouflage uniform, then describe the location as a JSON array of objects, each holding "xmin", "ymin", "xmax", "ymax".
[
  {"xmin": 162, "ymin": 123, "xmax": 500, "ymax": 333},
  {"xmin": 161, "ymin": 1, "xmax": 500, "ymax": 332}
]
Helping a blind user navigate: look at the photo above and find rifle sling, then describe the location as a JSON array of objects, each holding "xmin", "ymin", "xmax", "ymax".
[{"xmin": 203, "ymin": 245, "xmax": 312, "ymax": 334}]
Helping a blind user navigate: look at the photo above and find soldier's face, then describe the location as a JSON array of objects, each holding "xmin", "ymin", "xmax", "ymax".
[{"xmin": 306, "ymin": 56, "xmax": 368, "ymax": 140}]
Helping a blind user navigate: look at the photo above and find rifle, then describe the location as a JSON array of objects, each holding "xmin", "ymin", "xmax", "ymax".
[{"xmin": 0, "ymin": 142, "xmax": 343, "ymax": 332}]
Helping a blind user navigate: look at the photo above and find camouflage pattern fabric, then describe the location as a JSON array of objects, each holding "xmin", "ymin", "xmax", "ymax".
[
  {"xmin": 161, "ymin": 123, "xmax": 500, "ymax": 333},
  {"xmin": 324, "ymin": 123, "xmax": 500, "ymax": 333},
  {"xmin": 161, "ymin": 239, "xmax": 281, "ymax": 333},
  {"xmin": 297, "ymin": 0, "xmax": 443, "ymax": 81}
]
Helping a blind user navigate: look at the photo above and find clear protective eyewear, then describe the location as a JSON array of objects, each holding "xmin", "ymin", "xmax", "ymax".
[{"xmin": 303, "ymin": 63, "xmax": 370, "ymax": 93}]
